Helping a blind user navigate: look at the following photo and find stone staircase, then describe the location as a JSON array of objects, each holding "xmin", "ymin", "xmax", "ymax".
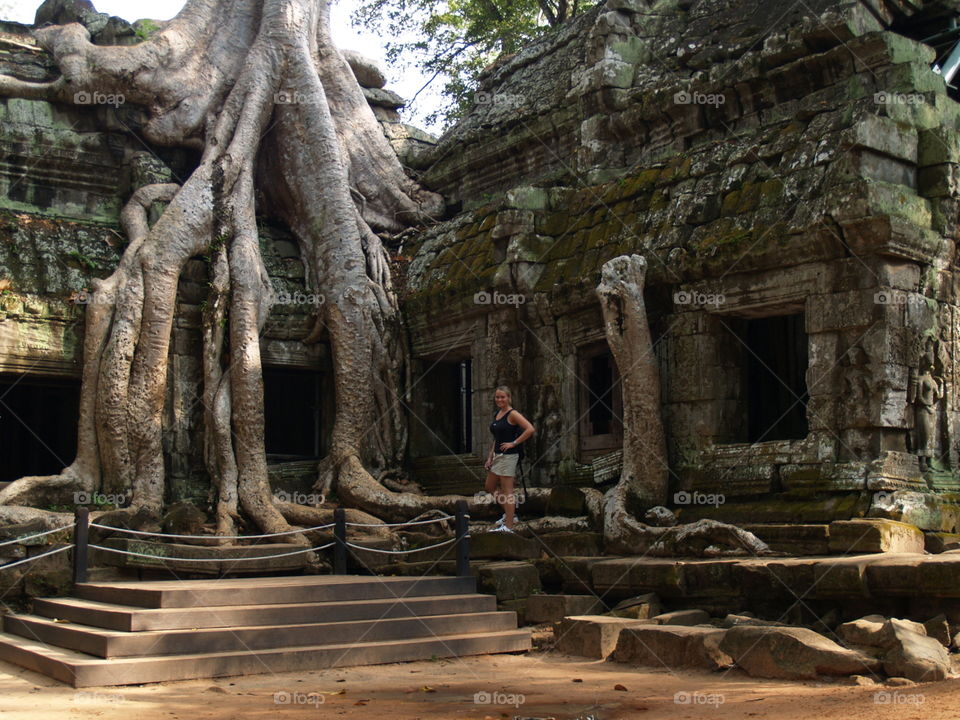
[{"xmin": 0, "ymin": 575, "xmax": 530, "ymax": 687}]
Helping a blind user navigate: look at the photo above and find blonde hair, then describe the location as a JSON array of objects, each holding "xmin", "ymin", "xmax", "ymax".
[{"xmin": 494, "ymin": 385, "xmax": 513, "ymax": 403}]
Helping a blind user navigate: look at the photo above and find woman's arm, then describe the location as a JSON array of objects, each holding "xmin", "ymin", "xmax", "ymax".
[{"xmin": 501, "ymin": 412, "xmax": 536, "ymax": 451}]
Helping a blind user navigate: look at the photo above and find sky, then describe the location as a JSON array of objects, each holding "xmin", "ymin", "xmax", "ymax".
[{"xmin": 1, "ymin": 0, "xmax": 441, "ymax": 130}]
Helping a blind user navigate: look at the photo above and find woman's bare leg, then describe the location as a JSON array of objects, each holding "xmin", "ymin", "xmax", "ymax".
[
  {"xmin": 484, "ymin": 471, "xmax": 499, "ymax": 495},
  {"xmin": 500, "ymin": 475, "xmax": 516, "ymax": 528}
]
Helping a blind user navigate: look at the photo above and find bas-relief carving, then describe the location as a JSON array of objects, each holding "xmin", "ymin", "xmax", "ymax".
[{"xmin": 908, "ymin": 336, "xmax": 946, "ymax": 472}]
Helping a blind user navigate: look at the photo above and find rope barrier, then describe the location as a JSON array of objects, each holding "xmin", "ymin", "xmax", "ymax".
[
  {"xmin": 0, "ymin": 526, "xmax": 72, "ymax": 549},
  {"xmin": 343, "ymin": 537, "xmax": 458, "ymax": 555},
  {"xmin": 89, "ymin": 522, "xmax": 335, "ymax": 541},
  {"xmin": 0, "ymin": 544, "xmax": 74, "ymax": 571},
  {"xmin": 343, "ymin": 514, "xmax": 455, "ymax": 529},
  {"xmin": 88, "ymin": 542, "xmax": 335, "ymax": 562}
]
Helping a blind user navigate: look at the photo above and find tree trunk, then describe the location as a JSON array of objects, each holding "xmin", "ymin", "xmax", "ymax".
[
  {"xmin": 0, "ymin": 0, "xmax": 446, "ymax": 535},
  {"xmin": 595, "ymin": 254, "xmax": 668, "ymax": 552}
]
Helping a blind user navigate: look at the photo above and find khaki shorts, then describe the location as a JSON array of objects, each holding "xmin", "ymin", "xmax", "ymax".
[{"xmin": 490, "ymin": 453, "xmax": 519, "ymax": 477}]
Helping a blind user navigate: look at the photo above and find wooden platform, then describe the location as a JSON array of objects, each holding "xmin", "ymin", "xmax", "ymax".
[{"xmin": 0, "ymin": 575, "xmax": 530, "ymax": 687}]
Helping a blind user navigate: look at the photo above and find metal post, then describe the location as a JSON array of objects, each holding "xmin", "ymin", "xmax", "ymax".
[
  {"xmin": 455, "ymin": 500, "xmax": 470, "ymax": 577},
  {"xmin": 333, "ymin": 507, "xmax": 347, "ymax": 575},
  {"xmin": 73, "ymin": 507, "xmax": 89, "ymax": 585}
]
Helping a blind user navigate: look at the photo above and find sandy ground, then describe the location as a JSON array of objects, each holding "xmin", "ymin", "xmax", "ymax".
[{"xmin": 0, "ymin": 650, "xmax": 956, "ymax": 720}]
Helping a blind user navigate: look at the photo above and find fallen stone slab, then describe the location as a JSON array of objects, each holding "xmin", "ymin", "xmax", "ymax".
[
  {"xmin": 537, "ymin": 532, "xmax": 603, "ymax": 557},
  {"xmin": 611, "ymin": 625, "xmax": 732, "ymax": 670},
  {"xmin": 837, "ymin": 615, "xmax": 888, "ymax": 646},
  {"xmin": 720, "ymin": 626, "xmax": 883, "ymax": 680},
  {"xmin": 651, "ymin": 609, "xmax": 710, "ymax": 626},
  {"xmin": 876, "ymin": 618, "xmax": 928, "ymax": 648},
  {"xmin": 924, "ymin": 532, "xmax": 960, "ymax": 554},
  {"xmin": 471, "ymin": 531, "xmax": 540, "ymax": 560},
  {"xmin": 881, "ymin": 619, "xmax": 953, "ymax": 682},
  {"xmin": 742, "ymin": 524, "xmax": 830, "ymax": 555},
  {"xmin": 609, "ymin": 592, "xmax": 661, "ymax": 620},
  {"xmin": 721, "ymin": 614, "xmax": 786, "ymax": 628},
  {"xmin": 476, "ymin": 561, "xmax": 542, "ymax": 601},
  {"xmin": 554, "ymin": 616, "xmax": 653, "ymax": 659},
  {"xmin": 828, "ymin": 519, "xmax": 925, "ymax": 554},
  {"xmin": 923, "ymin": 614, "xmax": 952, "ymax": 648},
  {"xmin": 526, "ymin": 594, "xmax": 606, "ymax": 624}
]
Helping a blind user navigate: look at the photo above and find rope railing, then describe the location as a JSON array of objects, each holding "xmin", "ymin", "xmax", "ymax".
[
  {"xmin": 343, "ymin": 537, "xmax": 458, "ymax": 555},
  {"xmin": 1, "ymin": 501, "xmax": 473, "ymax": 582},
  {"xmin": 88, "ymin": 522, "xmax": 335, "ymax": 541},
  {"xmin": 342, "ymin": 515, "xmax": 455, "ymax": 529},
  {"xmin": 0, "ymin": 525, "xmax": 71, "ymax": 549},
  {"xmin": 0, "ymin": 543, "xmax": 74, "ymax": 571},
  {"xmin": 88, "ymin": 542, "xmax": 335, "ymax": 562}
]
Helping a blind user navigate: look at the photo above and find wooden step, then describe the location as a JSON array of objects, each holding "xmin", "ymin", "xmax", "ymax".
[
  {"xmin": 75, "ymin": 575, "xmax": 476, "ymax": 608},
  {"xmin": 0, "ymin": 628, "xmax": 532, "ymax": 687},
  {"xmin": 4, "ymin": 610, "xmax": 519, "ymax": 658},
  {"xmin": 32, "ymin": 592, "xmax": 497, "ymax": 631}
]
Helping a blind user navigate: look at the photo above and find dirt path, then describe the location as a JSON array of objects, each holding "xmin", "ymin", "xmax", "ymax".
[{"xmin": 1, "ymin": 651, "xmax": 956, "ymax": 719}]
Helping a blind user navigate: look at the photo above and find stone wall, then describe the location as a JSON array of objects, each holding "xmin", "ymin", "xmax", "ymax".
[{"xmin": 403, "ymin": 0, "xmax": 960, "ymax": 530}]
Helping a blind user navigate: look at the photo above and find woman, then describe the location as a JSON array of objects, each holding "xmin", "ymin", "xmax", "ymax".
[{"xmin": 485, "ymin": 385, "xmax": 535, "ymax": 532}]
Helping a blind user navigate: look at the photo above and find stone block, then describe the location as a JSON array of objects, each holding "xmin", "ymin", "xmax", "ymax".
[
  {"xmin": 544, "ymin": 487, "xmax": 586, "ymax": 517},
  {"xmin": 923, "ymin": 614, "xmax": 951, "ymax": 648},
  {"xmin": 742, "ymin": 524, "xmax": 831, "ymax": 555},
  {"xmin": 837, "ymin": 614, "xmax": 887, "ymax": 646},
  {"xmin": 720, "ymin": 626, "xmax": 882, "ymax": 679},
  {"xmin": 525, "ymin": 594, "xmax": 606, "ymax": 624},
  {"xmin": 537, "ymin": 532, "xmax": 602, "ymax": 557},
  {"xmin": 611, "ymin": 626, "xmax": 732, "ymax": 670},
  {"xmin": 554, "ymin": 615, "xmax": 651, "ymax": 659},
  {"xmin": 651, "ymin": 609, "xmax": 710, "ymax": 626},
  {"xmin": 609, "ymin": 592, "xmax": 661, "ymax": 619},
  {"xmin": 828, "ymin": 519, "xmax": 925, "ymax": 554},
  {"xmin": 881, "ymin": 618, "xmax": 953, "ymax": 682},
  {"xmin": 470, "ymin": 531, "xmax": 540, "ymax": 560},
  {"xmin": 476, "ymin": 560, "xmax": 541, "ymax": 601}
]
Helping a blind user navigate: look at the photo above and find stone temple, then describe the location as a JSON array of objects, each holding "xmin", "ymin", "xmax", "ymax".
[{"xmin": 2, "ymin": 0, "xmax": 960, "ymax": 552}]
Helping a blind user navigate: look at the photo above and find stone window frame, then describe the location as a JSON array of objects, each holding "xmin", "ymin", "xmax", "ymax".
[{"xmin": 576, "ymin": 340, "xmax": 624, "ymax": 458}]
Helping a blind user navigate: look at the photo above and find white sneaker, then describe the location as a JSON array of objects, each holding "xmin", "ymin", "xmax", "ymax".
[{"xmin": 491, "ymin": 524, "xmax": 515, "ymax": 534}]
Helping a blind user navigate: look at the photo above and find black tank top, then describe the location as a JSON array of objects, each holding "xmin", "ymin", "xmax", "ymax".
[{"xmin": 490, "ymin": 410, "xmax": 522, "ymax": 454}]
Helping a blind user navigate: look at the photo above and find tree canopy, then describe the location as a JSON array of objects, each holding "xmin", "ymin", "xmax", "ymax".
[{"xmin": 353, "ymin": 0, "xmax": 586, "ymax": 127}]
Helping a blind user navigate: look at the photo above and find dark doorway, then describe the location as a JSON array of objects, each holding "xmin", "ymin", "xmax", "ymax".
[
  {"xmin": 578, "ymin": 343, "xmax": 623, "ymax": 458},
  {"xmin": 263, "ymin": 368, "xmax": 323, "ymax": 460},
  {"xmin": 0, "ymin": 374, "xmax": 80, "ymax": 482},
  {"xmin": 410, "ymin": 358, "xmax": 472, "ymax": 456},
  {"xmin": 742, "ymin": 314, "xmax": 809, "ymax": 442}
]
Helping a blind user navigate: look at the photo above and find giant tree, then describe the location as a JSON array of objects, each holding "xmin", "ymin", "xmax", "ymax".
[{"xmin": 0, "ymin": 0, "xmax": 488, "ymax": 536}]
